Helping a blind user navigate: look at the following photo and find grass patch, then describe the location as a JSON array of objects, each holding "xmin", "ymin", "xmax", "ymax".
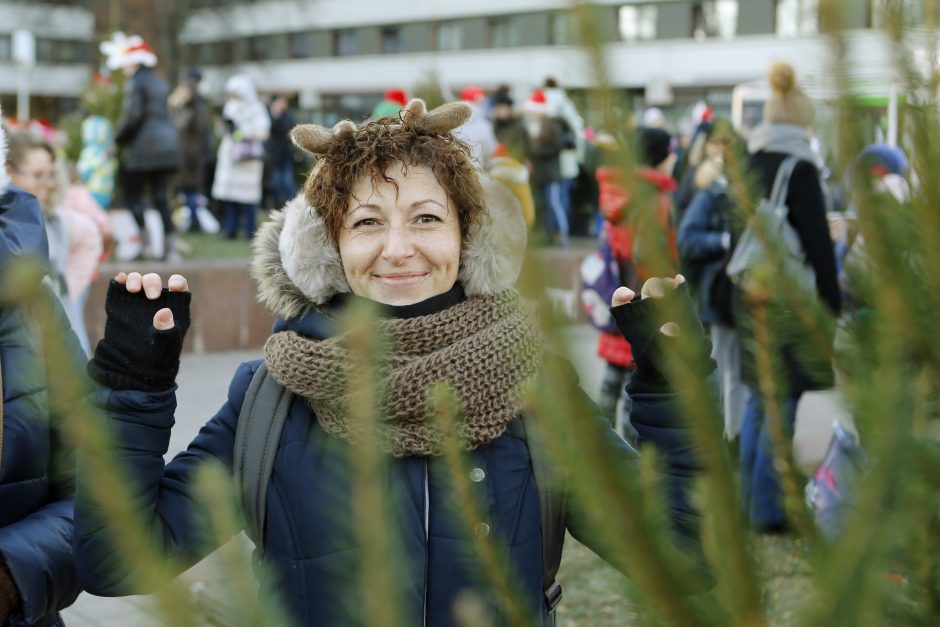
[
  {"xmin": 177, "ymin": 231, "xmax": 254, "ymax": 260},
  {"xmin": 558, "ymin": 534, "xmax": 814, "ymax": 626}
]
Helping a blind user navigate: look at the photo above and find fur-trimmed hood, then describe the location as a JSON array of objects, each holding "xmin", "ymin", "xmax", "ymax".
[
  {"xmin": 0, "ymin": 121, "xmax": 9, "ymax": 196},
  {"xmin": 251, "ymin": 176, "xmax": 527, "ymax": 320}
]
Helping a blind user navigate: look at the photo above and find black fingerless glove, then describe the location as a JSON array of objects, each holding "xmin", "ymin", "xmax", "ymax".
[
  {"xmin": 610, "ymin": 283, "xmax": 714, "ymax": 393},
  {"xmin": 87, "ymin": 280, "xmax": 192, "ymax": 392}
]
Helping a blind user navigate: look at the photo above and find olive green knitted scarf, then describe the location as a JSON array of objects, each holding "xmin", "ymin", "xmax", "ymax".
[{"xmin": 263, "ymin": 290, "xmax": 543, "ymax": 457}]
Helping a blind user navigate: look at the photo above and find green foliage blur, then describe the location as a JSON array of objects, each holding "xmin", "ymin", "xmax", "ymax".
[{"xmin": 6, "ymin": 0, "xmax": 938, "ymax": 625}]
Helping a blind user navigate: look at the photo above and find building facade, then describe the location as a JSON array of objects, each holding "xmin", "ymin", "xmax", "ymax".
[
  {"xmin": 180, "ymin": 0, "xmax": 903, "ymax": 125},
  {"xmin": 0, "ymin": 0, "xmax": 95, "ymax": 120}
]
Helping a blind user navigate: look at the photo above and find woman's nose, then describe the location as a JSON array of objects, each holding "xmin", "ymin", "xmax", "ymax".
[{"xmin": 381, "ymin": 225, "xmax": 416, "ymax": 264}]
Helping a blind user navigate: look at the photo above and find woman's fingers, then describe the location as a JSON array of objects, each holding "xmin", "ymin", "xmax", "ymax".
[
  {"xmin": 641, "ymin": 274, "xmax": 687, "ymax": 299},
  {"xmin": 660, "ymin": 322, "xmax": 680, "ymax": 337},
  {"xmin": 641, "ymin": 277, "xmax": 665, "ymax": 300},
  {"xmin": 114, "ymin": 272, "xmax": 128, "ymax": 285},
  {"xmin": 611, "ymin": 286, "xmax": 636, "ymax": 307},
  {"xmin": 167, "ymin": 274, "xmax": 189, "ymax": 293},
  {"xmin": 153, "ymin": 308, "xmax": 175, "ymax": 331},
  {"xmin": 125, "ymin": 272, "xmax": 143, "ymax": 293},
  {"xmin": 639, "ymin": 275, "xmax": 687, "ymax": 336},
  {"xmin": 142, "ymin": 273, "xmax": 164, "ymax": 299}
]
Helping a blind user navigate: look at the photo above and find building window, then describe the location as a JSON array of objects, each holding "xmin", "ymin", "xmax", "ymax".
[
  {"xmin": 869, "ymin": 0, "xmax": 922, "ymax": 28},
  {"xmin": 195, "ymin": 41, "xmax": 231, "ymax": 66},
  {"xmin": 290, "ymin": 32, "xmax": 314, "ymax": 58},
  {"xmin": 382, "ymin": 27, "xmax": 404, "ymax": 54},
  {"xmin": 334, "ymin": 29, "xmax": 358, "ymax": 56},
  {"xmin": 0, "ymin": 35, "xmax": 11, "ymax": 62},
  {"xmin": 618, "ymin": 5, "xmax": 657, "ymax": 41},
  {"xmin": 489, "ymin": 16, "xmax": 521, "ymax": 48},
  {"xmin": 693, "ymin": 1, "xmax": 739, "ymax": 39},
  {"xmin": 550, "ymin": 12, "xmax": 578, "ymax": 45},
  {"xmin": 55, "ymin": 40, "xmax": 88, "ymax": 64},
  {"xmin": 776, "ymin": 0, "xmax": 819, "ymax": 36},
  {"xmin": 436, "ymin": 21, "xmax": 464, "ymax": 51}
]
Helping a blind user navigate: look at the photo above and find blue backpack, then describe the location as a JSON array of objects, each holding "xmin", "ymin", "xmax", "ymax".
[{"xmin": 579, "ymin": 238, "xmax": 621, "ymax": 333}]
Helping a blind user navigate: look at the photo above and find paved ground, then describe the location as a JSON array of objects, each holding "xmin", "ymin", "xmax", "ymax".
[{"xmin": 61, "ymin": 326, "xmax": 836, "ymax": 626}]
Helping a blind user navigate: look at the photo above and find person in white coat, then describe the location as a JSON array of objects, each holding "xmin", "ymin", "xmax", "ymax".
[
  {"xmin": 212, "ymin": 74, "xmax": 271, "ymax": 239},
  {"xmin": 544, "ymin": 78, "xmax": 585, "ymax": 232}
]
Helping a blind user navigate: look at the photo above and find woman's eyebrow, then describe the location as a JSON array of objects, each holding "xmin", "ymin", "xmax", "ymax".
[
  {"xmin": 350, "ymin": 203, "xmax": 382, "ymax": 212},
  {"xmin": 410, "ymin": 199, "xmax": 446, "ymax": 209}
]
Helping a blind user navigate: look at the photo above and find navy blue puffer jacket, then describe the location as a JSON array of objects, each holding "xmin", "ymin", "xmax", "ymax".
[
  {"xmin": 1, "ymin": 182, "xmax": 85, "ymax": 626},
  {"xmin": 73, "ymin": 297, "xmax": 702, "ymax": 626}
]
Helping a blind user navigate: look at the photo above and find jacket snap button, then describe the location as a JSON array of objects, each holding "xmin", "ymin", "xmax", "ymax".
[
  {"xmin": 469, "ymin": 467, "xmax": 486, "ymax": 482},
  {"xmin": 475, "ymin": 522, "xmax": 491, "ymax": 538}
]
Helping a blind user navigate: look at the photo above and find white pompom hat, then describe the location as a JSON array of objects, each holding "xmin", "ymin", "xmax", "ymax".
[{"xmin": 100, "ymin": 32, "xmax": 157, "ymax": 70}]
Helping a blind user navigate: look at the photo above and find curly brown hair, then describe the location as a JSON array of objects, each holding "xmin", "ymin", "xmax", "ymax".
[{"xmin": 304, "ymin": 116, "xmax": 486, "ymax": 245}]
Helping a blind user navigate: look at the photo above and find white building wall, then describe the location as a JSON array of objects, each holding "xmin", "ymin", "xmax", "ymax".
[
  {"xmin": 0, "ymin": 3, "xmax": 95, "ymax": 39},
  {"xmin": 182, "ymin": 0, "xmax": 901, "ymax": 109},
  {"xmin": 0, "ymin": 2, "xmax": 95, "ymax": 99}
]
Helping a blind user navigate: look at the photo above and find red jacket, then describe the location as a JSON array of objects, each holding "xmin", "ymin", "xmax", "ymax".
[{"xmin": 594, "ymin": 166, "xmax": 678, "ymax": 367}]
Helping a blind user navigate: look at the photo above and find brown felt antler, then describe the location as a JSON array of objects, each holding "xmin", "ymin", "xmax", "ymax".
[
  {"xmin": 401, "ymin": 99, "xmax": 472, "ymax": 133},
  {"xmin": 290, "ymin": 99, "xmax": 471, "ymax": 155},
  {"xmin": 290, "ymin": 120, "xmax": 359, "ymax": 155}
]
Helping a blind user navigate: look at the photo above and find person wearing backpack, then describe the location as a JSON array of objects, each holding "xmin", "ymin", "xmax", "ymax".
[
  {"xmin": 73, "ymin": 100, "xmax": 712, "ymax": 626},
  {"xmin": 676, "ymin": 118, "xmax": 746, "ymax": 442},
  {"xmin": 736, "ymin": 62, "xmax": 841, "ymax": 533}
]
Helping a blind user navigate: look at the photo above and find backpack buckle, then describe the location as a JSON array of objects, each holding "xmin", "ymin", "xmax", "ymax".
[{"xmin": 545, "ymin": 581, "xmax": 563, "ymax": 612}]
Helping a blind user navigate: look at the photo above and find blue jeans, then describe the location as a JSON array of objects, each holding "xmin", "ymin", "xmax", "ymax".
[
  {"xmin": 739, "ymin": 387, "xmax": 800, "ymax": 530},
  {"xmin": 222, "ymin": 201, "xmax": 258, "ymax": 239},
  {"xmin": 270, "ymin": 161, "xmax": 296, "ymax": 209},
  {"xmin": 182, "ymin": 188, "xmax": 201, "ymax": 231},
  {"xmin": 541, "ymin": 181, "xmax": 569, "ymax": 247}
]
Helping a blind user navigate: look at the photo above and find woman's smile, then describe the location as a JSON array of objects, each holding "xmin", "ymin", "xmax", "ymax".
[{"xmin": 374, "ymin": 271, "xmax": 430, "ymax": 286}]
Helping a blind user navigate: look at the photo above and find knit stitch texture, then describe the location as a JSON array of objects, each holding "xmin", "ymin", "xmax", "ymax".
[{"xmin": 264, "ymin": 290, "xmax": 542, "ymax": 456}]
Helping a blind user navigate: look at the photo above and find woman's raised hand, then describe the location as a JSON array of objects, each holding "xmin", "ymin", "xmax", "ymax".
[
  {"xmin": 611, "ymin": 274, "xmax": 687, "ymax": 336},
  {"xmin": 87, "ymin": 271, "xmax": 193, "ymax": 392},
  {"xmin": 114, "ymin": 271, "xmax": 190, "ymax": 330},
  {"xmin": 608, "ymin": 273, "xmax": 711, "ymax": 389}
]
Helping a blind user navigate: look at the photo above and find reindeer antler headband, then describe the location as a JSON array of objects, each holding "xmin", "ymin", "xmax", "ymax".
[{"xmin": 289, "ymin": 99, "xmax": 473, "ymax": 156}]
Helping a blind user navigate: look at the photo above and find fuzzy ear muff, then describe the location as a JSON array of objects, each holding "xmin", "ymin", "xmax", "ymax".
[
  {"xmin": 401, "ymin": 99, "xmax": 473, "ymax": 134},
  {"xmin": 278, "ymin": 195, "xmax": 350, "ymax": 307},
  {"xmin": 459, "ymin": 177, "xmax": 527, "ymax": 296},
  {"xmin": 252, "ymin": 194, "xmax": 349, "ymax": 318}
]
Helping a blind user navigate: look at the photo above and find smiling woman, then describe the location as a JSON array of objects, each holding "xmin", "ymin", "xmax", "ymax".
[{"xmin": 74, "ymin": 98, "xmax": 712, "ymax": 627}]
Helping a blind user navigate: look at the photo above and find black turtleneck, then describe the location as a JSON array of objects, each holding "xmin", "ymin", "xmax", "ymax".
[{"xmin": 329, "ymin": 283, "xmax": 466, "ymax": 321}]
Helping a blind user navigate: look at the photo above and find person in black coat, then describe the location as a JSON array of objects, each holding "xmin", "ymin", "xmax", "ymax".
[
  {"xmin": 737, "ymin": 62, "xmax": 841, "ymax": 532},
  {"xmin": 111, "ymin": 41, "xmax": 180, "ymax": 260},
  {"xmin": 266, "ymin": 95, "xmax": 297, "ymax": 210},
  {"xmin": 169, "ymin": 67, "xmax": 210, "ymax": 232}
]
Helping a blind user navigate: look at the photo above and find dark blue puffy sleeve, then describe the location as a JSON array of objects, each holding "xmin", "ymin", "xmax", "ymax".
[{"xmin": 73, "ymin": 360, "xmax": 261, "ymax": 596}]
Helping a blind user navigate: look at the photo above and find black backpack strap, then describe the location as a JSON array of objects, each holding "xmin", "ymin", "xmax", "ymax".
[
  {"xmin": 521, "ymin": 416, "xmax": 567, "ymax": 622},
  {"xmin": 233, "ymin": 363, "xmax": 294, "ymax": 559}
]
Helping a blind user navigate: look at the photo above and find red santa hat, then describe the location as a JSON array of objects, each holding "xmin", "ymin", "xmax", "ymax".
[
  {"xmin": 384, "ymin": 88, "xmax": 409, "ymax": 106},
  {"xmin": 459, "ymin": 86, "xmax": 487, "ymax": 103},
  {"xmin": 524, "ymin": 89, "xmax": 549, "ymax": 114}
]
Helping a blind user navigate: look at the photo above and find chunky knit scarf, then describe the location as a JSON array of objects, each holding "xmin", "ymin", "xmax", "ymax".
[{"xmin": 263, "ymin": 290, "xmax": 543, "ymax": 457}]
